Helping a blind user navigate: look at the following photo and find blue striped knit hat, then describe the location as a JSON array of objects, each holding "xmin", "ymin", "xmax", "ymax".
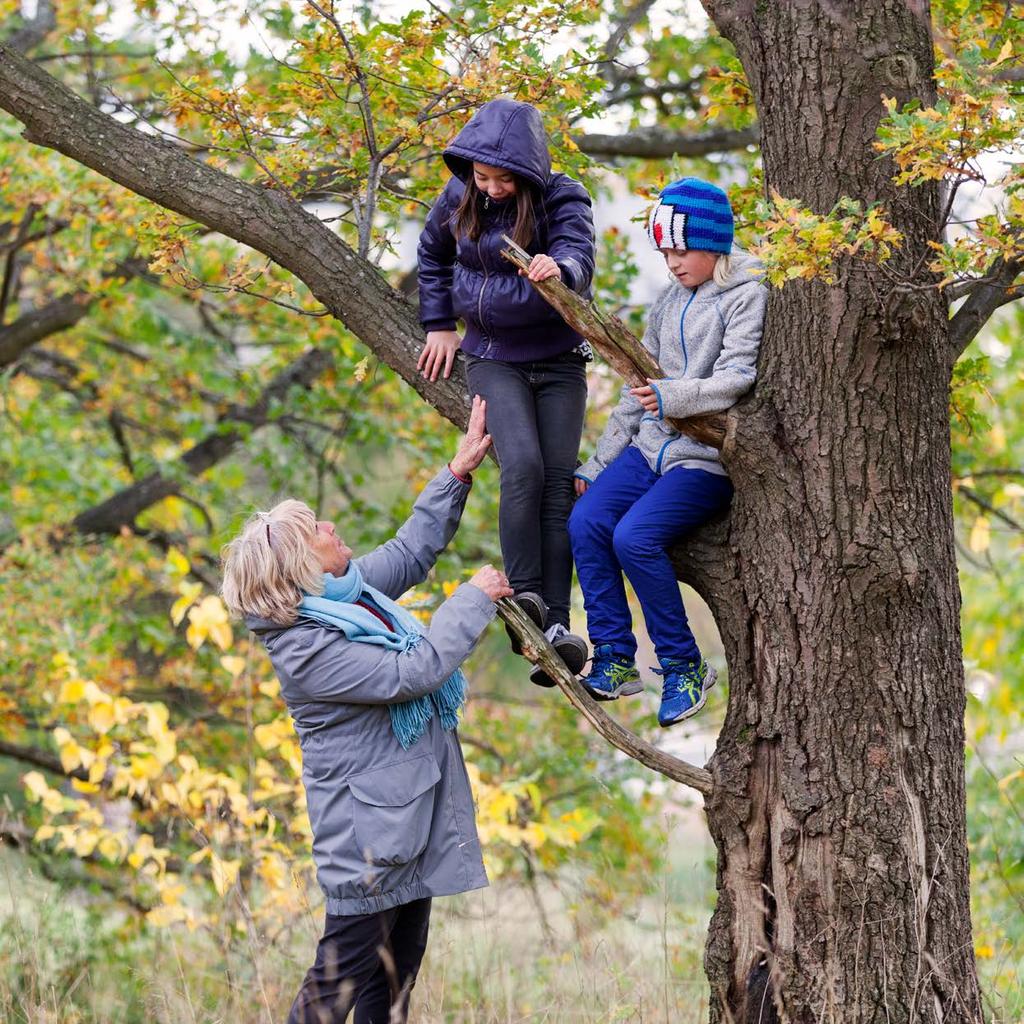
[{"xmin": 646, "ymin": 178, "xmax": 734, "ymax": 254}]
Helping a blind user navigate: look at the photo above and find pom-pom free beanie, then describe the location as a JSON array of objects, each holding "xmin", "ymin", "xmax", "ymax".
[{"xmin": 646, "ymin": 178, "xmax": 733, "ymax": 254}]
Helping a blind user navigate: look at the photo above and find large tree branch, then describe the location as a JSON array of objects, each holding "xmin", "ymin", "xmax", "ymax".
[
  {"xmin": 0, "ymin": 40, "xmax": 471, "ymax": 431},
  {"xmin": 576, "ymin": 124, "xmax": 758, "ymax": 160},
  {"xmin": 948, "ymin": 255, "xmax": 1024, "ymax": 357},
  {"xmin": 71, "ymin": 347, "xmax": 332, "ymax": 536}
]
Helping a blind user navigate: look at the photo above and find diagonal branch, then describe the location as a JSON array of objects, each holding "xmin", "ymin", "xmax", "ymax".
[
  {"xmin": 498, "ymin": 599, "xmax": 714, "ymax": 795},
  {"xmin": 948, "ymin": 254, "xmax": 1024, "ymax": 357},
  {"xmin": 0, "ymin": 40, "xmax": 471, "ymax": 431}
]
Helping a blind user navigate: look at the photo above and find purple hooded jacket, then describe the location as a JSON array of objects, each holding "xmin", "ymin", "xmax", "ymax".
[{"xmin": 417, "ymin": 99, "xmax": 596, "ymax": 363}]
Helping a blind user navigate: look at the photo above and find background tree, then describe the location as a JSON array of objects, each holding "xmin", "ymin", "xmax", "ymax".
[{"xmin": 1, "ymin": 0, "xmax": 1023, "ymax": 1021}]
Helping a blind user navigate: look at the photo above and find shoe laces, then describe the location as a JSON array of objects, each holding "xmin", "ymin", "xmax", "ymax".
[{"xmin": 654, "ymin": 660, "xmax": 702, "ymax": 702}]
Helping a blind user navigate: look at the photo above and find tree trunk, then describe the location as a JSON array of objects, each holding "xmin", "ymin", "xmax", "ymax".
[{"xmin": 692, "ymin": 3, "xmax": 981, "ymax": 1020}]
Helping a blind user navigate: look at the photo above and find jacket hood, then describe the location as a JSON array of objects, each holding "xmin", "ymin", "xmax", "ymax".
[
  {"xmin": 716, "ymin": 250, "xmax": 764, "ymax": 291},
  {"xmin": 443, "ymin": 99, "xmax": 551, "ymax": 190},
  {"xmin": 245, "ymin": 613, "xmax": 286, "ymax": 636}
]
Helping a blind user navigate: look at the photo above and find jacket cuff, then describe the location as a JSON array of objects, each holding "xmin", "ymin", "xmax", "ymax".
[
  {"xmin": 423, "ymin": 319, "xmax": 458, "ymax": 333},
  {"xmin": 575, "ymin": 459, "xmax": 600, "ymax": 483},
  {"xmin": 555, "ymin": 258, "xmax": 580, "ymax": 292},
  {"xmin": 447, "ymin": 463, "xmax": 472, "ymax": 486},
  {"xmin": 457, "ymin": 582, "xmax": 498, "ymax": 619}
]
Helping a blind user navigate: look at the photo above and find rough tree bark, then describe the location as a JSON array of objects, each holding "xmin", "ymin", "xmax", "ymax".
[
  {"xmin": 691, "ymin": 3, "xmax": 981, "ymax": 1021},
  {"xmin": 0, "ymin": 4, "xmax": 989, "ymax": 1020}
]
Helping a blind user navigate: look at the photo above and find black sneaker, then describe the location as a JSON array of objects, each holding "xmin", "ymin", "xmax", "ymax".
[
  {"xmin": 506, "ymin": 591, "xmax": 547, "ymax": 655},
  {"xmin": 529, "ymin": 624, "xmax": 589, "ymax": 688}
]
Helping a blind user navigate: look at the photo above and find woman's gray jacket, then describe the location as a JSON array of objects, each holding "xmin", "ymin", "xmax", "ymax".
[{"xmin": 245, "ymin": 467, "xmax": 495, "ymax": 915}]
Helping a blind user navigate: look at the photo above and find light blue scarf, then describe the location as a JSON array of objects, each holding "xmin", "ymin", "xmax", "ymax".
[{"xmin": 298, "ymin": 565, "xmax": 467, "ymax": 749}]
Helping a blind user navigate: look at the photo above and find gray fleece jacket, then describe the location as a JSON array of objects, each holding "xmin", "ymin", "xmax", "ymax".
[
  {"xmin": 246, "ymin": 468, "xmax": 495, "ymax": 915},
  {"xmin": 576, "ymin": 251, "xmax": 767, "ymax": 481}
]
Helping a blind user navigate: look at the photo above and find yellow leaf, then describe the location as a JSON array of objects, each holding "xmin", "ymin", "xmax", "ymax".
[
  {"xmin": 994, "ymin": 39, "xmax": 1013, "ymax": 66},
  {"xmin": 968, "ymin": 516, "xmax": 990, "ymax": 554},
  {"xmin": 171, "ymin": 582, "xmax": 203, "ymax": 627},
  {"xmin": 58, "ymin": 677, "xmax": 86, "ymax": 704},
  {"xmin": 165, "ymin": 547, "xmax": 191, "ymax": 578},
  {"xmin": 220, "ymin": 656, "xmax": 246, "ymax": 678},
  {"xmin": 34, "ymin": 825, "xmax": 57, "ymax": 842},
  {"xmin": 23, "ymin": 771, "xmax": 50, "ymax": 803},
  {"xmin": 975, "ymin": 944, "xmax": 995, "ymax": 959},
  {"xmin": 71, "ymin": 778, "xmax": 100, "ymax": 794},
  {"xmin": 211, "ymin": 854, "xmax": 240, "ymax": 897},
  {"xmin": 257, "ymin": 678, "xmax": 280, "ymax": 699}
]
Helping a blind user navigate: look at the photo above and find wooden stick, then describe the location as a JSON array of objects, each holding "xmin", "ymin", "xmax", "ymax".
[
  {"xmin": 500, "ymin": 235, "xmax": 727, "ymax": 450},
  {"xmin": 495, "ymin": 598, "xmax": 714, "ymax": 797}
]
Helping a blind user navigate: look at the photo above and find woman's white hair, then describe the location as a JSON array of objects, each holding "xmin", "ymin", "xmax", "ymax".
[{"xmin": 221, "ymin": 499, "xmax": 326, "ymax": 626}]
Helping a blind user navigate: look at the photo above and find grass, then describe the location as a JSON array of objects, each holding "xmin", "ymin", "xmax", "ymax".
[{"xmin": 0, "ymin": 818, "xmax": 715, "ymax": 1024}]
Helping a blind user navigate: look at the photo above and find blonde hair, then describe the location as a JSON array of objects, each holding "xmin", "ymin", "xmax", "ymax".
[
  {"xmin": 713, "ymin": 253, "xmax": 733, "ymax": 288},
  {"xmin": 221, "ymin": 499, "xmax": 325, "ymax": 626}
]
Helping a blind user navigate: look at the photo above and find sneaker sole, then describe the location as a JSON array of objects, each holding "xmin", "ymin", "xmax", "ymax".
[
  {"xmin": 658, "ymin": 665, "xmax": 718, "ymax": 727},
  {"xmin": 506, "ymin": 593, "xmax": 547, "ymax": 655},
  {"xmin": 586, "ymin": 677, "xmax": 643, "ymax": 701},
  {"xmin": 530, "ymin": 633, "xmax": 589, "ymax": 688}
]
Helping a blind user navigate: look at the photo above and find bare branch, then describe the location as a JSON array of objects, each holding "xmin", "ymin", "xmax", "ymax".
[
  {"xmin": 575, "ymin": 124, "xmax": 759, "ymax": 160},
  {"xmin": 71, "ymin": 347, "xmax": 333, "ymax": 537},
  {"xmin": 948, "ymin": 254, "xmax": 1024, "ymax": 357}
]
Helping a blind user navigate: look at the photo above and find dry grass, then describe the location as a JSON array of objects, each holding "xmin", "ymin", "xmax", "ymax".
[{"xmin": 0, "ymin": 821, "xmax": 715, "ymax": 1024}]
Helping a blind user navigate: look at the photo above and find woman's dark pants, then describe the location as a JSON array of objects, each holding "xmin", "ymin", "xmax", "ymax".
[
  {"xmin": 286, "ymin": 898, "xmax": 431, "ymax": 1024},
  {"xmin": 465, "ymin": 351, "xmax": 587, "ymax": 629}
]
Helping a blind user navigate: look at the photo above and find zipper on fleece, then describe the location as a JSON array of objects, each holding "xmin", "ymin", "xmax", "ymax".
[{"xmin": 678, "ymin": 285, "xmax": 698, "ymax": 374}]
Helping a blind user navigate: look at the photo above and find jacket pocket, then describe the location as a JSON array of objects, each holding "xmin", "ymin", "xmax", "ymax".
[{"xmin": 348, "ymin": 753, "xmax": 442, "ymax": 867}]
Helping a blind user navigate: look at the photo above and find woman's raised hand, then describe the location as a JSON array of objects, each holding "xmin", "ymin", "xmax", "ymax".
[
  {"xmin": 468, "ymin": 565, "xmax": 514, "ymax": 602},
  {"xmin": 520, "ymin": 253, "xmax": 561, "ymax": 282},
  {"xmin": 449, "ymin": 395, "xmax": 492, "ymax": 478},
  {"xmin": 418, "ymin": 330, "xmax": 462, "ymax": 382}
]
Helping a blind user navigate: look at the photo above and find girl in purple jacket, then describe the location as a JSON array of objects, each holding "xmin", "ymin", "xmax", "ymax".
[{"xmin": 417, "ymin": 98, "xmax": 595, "ymax": 686}]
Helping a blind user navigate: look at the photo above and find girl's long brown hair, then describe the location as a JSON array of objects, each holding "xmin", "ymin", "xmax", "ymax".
[{"xmin": 452, "ymin": 173, "xmax": 537, "ymax": 250}]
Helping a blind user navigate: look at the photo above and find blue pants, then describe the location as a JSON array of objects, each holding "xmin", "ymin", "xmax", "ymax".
[{"xmin": 568, "ymin": 445, "xmax": 733, "ymax": 663}]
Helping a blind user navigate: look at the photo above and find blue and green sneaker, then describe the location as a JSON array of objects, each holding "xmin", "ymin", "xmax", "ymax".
[
  {"xmin": 656, "ymin": 657, "xmax": 717, "ymax": 728},
  {"xmin": 581, "ymin": 644, "xmax": 642, "ymax": 701}
]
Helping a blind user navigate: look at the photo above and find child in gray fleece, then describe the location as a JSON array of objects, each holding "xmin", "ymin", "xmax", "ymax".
[{"xmin": 568, "ymin": 178, "xmax": 766, "ymax": 727}]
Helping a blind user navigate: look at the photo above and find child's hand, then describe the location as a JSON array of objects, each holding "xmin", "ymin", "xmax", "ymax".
[
  {"xmin": 629, "ymin": 382, "xmax": 661, "ymax": 415},
  {"xmin": 520, "ymin": 253, "xmax": 561, "ymax": 282},
  {"xmin": 574, "ymin": 477, "xmax": 590, "ymax": 496},
  {"xmin": 419, "ymin": 330, "xmax": 462, "ymax": 381}
]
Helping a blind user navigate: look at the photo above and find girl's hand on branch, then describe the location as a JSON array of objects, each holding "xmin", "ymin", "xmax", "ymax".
[
  {"xmin": 449, "ymin": 396, "xmax": 491, "ymax": 478},
  {"xmin": 418, "ymin": 330, "xmax": 461, "ymax": 381},
  {"xmin": 520, "ymin": 253, "xmax": 561, "ymax": 282},
  {"xmin": 629, "ymin": 381, "xmax": 661, "ymax": 415}
]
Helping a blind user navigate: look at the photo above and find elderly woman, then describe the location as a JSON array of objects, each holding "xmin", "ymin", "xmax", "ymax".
[{"xmin": 221, "ymin": 397, "xmax": 511, "ymax": 1024}]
